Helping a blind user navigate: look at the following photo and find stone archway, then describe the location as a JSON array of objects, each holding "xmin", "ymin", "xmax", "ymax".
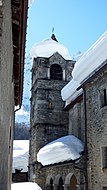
[
  {"xmin": 65, "ymin": 173, "xmax": 77, "ymax": 190},
  {"xmin": 54, "ymin": 175, "xmax": 64, "ymax": 190},
  {"xmin": 58, "ymin": 177, "xmax": 64, "ymax": 190},
  {"xmin": 46, "ymin": 176, "xmax": 54, "ymax": 190}
]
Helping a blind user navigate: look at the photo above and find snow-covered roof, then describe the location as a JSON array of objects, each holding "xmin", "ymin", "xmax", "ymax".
[
  {"xmin": 11, "ymin": 182, "xmax": 42, "ymax": 190},
  {"xmin": 61, "ymin": 79, "xmax": 83, "ymax": 106},
  {"xmin": 31, "ymin": 39, "xmax": 72, "ymax": 60},
  {"xmin": 61, "ymin": 31, "xmax": 107, "ymax": 107},
  {"xmin": 37, "ymin": 135, "xmax": 84, "ymax": 166},
  {"xmin": 72, "ymin": 31, "xmax": 107, "ymax": 84},
  {"xmin": 12, "ymin": 140, "xmax": 29, "ymax": 172}
]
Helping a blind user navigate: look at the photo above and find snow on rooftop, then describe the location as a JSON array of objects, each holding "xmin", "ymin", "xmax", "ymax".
[
  {"xmin": 31, "ymin": 39, "xmax": 72, "ymax": 60},
  {"xmin": 12, "ymin": 140, "xmax": 29, "ymax": 172},
  {"xmin": 37, "ymin": 135, "xmax": 84, "ymax": 166},
  {"xmin": 61, "ymin": 79, "xmax": 83, "ymax": 106},
  {"xmin": 72, "ymin": 31, "xmax": 107, "ymax": 84},
  {"xmin": 61, "ymin": 31, "xmax": 107, "ymax": 106},
  {"xmin": 11, "ymin": 182, "xmax": 42, "ymax": 190}
]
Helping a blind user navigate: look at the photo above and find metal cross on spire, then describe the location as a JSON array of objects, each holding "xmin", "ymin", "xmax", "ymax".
[{"xmin": 52, "ymin": 27, "xmax": 54, "ymax": 34}]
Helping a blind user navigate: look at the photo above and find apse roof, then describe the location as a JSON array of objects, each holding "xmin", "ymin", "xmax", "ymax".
[{"xmin": 37, "ymin": 135, "xmax": 84, "ymax": 166}]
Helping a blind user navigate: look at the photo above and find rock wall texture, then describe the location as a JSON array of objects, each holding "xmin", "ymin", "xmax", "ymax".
[
  {"xmin": 29, "ymin": 53, "xmax": 75, "ymax": 188},
  {"xmin": 85, "ymin": 66, "xmax": 107, "ymax": 190}
]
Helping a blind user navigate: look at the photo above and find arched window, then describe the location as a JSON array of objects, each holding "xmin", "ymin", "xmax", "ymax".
[
  {"xmin": 50, "ymin": 64, "xmax": 62, "ymax": 80},
  {"xmin": 50, "ymin": 178, "xmax": 53, "ymax": 190},
  {"xmin": 57, "ymin": 177, "xmax": 64, "ymax": 190}
]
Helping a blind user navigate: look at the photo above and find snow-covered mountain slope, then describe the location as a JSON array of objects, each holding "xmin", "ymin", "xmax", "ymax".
[{"xmin": 12, "ymin": 140, "xmax": 29, "ymax": 172}]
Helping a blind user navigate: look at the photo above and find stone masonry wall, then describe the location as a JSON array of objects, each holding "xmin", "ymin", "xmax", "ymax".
[
  {"xmin": 39, "ymin": 162, "xmax": 85, "ymax": 190},
  {"xmin": 29, "ymin": 53, "xmax": 74, "ymax": 187},
  {"xmin": 85, "ymin": 67, "xmax": 107, "ymax": 190},
  {"xmin": 69, "ymin": 100, "xmax": 85, "ymax": 143}
]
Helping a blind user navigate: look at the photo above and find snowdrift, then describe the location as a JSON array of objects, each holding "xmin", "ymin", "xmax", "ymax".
[
  {"xmin": 11, "ymin": 182, "xmax": 42, "ymax": 190},
  {"xmin": 31, "ymin": 39, "xmax": 71, "ymax": 60},
  {"xmin": 61, "ymin": 79, "xmax": 82, "ymax": 106},
  {"xmin": 72, "ymin": 31, "xmax": 107, "ymax": 84}
]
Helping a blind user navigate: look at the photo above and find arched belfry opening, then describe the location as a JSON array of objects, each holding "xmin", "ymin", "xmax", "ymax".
[{"xmin": 50, "ymin": 64, "xmax": 62, "ymax": 80}]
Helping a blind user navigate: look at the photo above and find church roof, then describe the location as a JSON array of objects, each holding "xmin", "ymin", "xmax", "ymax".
[
  {"xmin": 37, "ymin": 135, "xmax": 84, "ymax": 166},
  {"xmin": 61, "ymin": 31, "xmax": 107, "ymax": 108},
  {"xmin": 31, "ymin": 37, "xmax": 72, "ymax": 60},
  {"xmin": 61, "ymin": 79, "xmax": 83, "ymax": 107},
  {"xmin": 72, "ymin": 31, "xmax": 107, "ymax": 84}
]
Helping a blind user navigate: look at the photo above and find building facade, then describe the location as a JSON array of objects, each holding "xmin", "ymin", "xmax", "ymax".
[
  {"xmin": 71, "ymin": 31, "xmax": 107, "ymax": 190},
  {"xmin": 0, "ymin": 0, "xmax": 28, "ymax": 189},
  {"xmin": 83, "ymin": 62, "xmax": 107, "ymax": 190}
]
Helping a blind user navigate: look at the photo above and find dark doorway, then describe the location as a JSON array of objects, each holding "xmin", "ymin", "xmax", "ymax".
[
  {"xmin": 57, "ymin": 177, "xmax": 64, "ymax": 190},
  {"xmin": 50, "ymin": 178, "xmax": 53, "ymax": 190}
]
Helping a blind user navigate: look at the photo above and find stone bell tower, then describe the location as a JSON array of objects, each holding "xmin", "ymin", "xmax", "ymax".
[{"xmin": 29, "ymin": 34, "xmax": 75, "ymax": 188}]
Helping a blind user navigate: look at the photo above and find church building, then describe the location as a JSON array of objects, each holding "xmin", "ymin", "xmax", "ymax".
[
  {"xmin": 29, "ymin": 31, "xmax": 107, "ymax": 190},
  {"xmin": 29, "ymin": 34, "xmax": 85, "ymax": 190}
]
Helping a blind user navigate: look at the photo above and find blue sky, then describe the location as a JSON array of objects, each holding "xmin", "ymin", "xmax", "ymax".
[
  {"xmin": 26, "ymin": 0, "xmax": 107, "ymax": 57},
  {"xmin": 16, "ymin": 0, "xmax": 107, "ymax": 123}
]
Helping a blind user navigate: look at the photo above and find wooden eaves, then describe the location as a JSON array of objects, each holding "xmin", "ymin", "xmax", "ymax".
[{"xmin": 12, "ymin": 0, "xmax": 28, "ymax": 106}]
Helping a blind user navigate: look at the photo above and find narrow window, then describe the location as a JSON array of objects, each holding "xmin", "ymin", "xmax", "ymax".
[
  {"xmin": 57, "ymin": 177, "xmax": 64, "ymax": 190},
  {"xmin": 50, "ymin": 64, "xmax": 62, "ymax": 80},
  {"xmin": 102, "ymin": 146, "xmax": 107, "ymax": 169},
  {"xmin": 50, "ymin": 178, "xmax": 53, "ymax": 190},
  {"xmin": 31, "ymin": 104, "xmax": 34, "ymax": 118},
  {"xmin": 100, "ymin": 88, "xmax": 107, "ymax": 108}
]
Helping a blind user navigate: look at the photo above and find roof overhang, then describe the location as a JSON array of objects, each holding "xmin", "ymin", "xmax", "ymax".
[{"xmin": 12, "ymin": 0, "xmax": 28, "ymax": 106}]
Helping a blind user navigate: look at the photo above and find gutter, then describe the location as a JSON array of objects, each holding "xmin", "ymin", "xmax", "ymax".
[{"xmin": 83, "ymin": 87, "xmax": 88, "ymax": 190}]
